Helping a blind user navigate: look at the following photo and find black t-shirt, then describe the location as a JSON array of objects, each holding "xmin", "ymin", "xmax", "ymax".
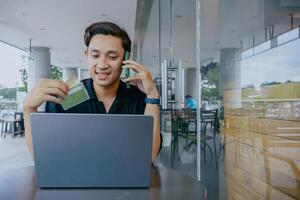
[
  {"xmin": 45, "ymin": 78, "xmax": 146, "ymax": 114},
  {"xmin": 45, "ymin": 78, "xmax": 162, "ymax": 155}
]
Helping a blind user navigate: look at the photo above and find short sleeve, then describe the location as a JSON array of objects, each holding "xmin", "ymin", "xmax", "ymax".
[
  {"xmin": 45, "ymin": 101, "xmax": 65, "ymax": 113},
  {"xmin": 136, "ymin": 93, "xmax": 146, "ymax": 114}
]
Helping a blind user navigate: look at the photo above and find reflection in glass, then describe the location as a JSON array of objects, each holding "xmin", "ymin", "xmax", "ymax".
[{"xmin": 277, "ymin": 27, "xmax": 300, "ymax": 46}]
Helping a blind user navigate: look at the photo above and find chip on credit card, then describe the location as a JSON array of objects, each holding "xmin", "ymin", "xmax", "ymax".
[{"xmin": 61, "ymin": 77, "xmax": 90, "ymax": 110}]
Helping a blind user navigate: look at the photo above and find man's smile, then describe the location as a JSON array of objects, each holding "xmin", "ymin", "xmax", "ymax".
[{"xmin": 95, "ymin": 71, "xmax": 111, "ymax": 80}]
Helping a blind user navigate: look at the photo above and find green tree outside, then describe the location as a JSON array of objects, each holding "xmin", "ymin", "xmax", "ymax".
[
  {"xmin": 50, "ymin": 65, "xmax": 63, "ymax": 80},
  {"xmin": 19, "ymin": 64, "xmax": 28, "ymax": 92},
  {"xmin": 201, "ymin": 62, "xmax": 219, "ymax": 101}
]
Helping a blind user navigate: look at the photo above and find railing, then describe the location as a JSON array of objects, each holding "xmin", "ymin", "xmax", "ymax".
[{"xmin": 0, "ymin": 101, "xmax": 19, "ymax": 115}]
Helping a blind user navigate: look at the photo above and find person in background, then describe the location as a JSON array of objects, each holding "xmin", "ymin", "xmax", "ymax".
[{"xmin": 185, "ymin": 95, "xmax": 197, "ymax": 109}]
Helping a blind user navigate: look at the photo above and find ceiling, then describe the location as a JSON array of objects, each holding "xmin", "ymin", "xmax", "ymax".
[
  {"xmin": 170, "ymin": 0, "xmax": 300, "ymax": 67},
  {"xmin": 204, "ymin": 0, "xmax": 300, "ymax": 63},
  {"xmin": 1, "ymin": 0, "xmax": 299, "ymax": 72},
  {"xmin": 0, "ymin": 0, "xmax": 137, "ymax": 68}
]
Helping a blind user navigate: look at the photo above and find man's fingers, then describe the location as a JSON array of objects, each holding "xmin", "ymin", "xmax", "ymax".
[
  {"xmin": 42, "ymin": 79, "xmax": 69, "ymax": 95},
  {"xmin": 124, "ymin": 75, "xmax": 141, "ymax": 82},
  {"xmin": 43, "ymin": 94, "xmax": 62, "ymax": 104},
  {"xmin": 122, "ymin": 64, "xmax": 140, "ymax": 73},
  {"xmin": 45, "ymin": 87, "xmax": 66, "ymax": 99},
  {"xmin": 123, "ymin": 60, "xmax": 145, "ymax": 71},
  {"xmin": 52, "ymin": 80, "xmax": 69, "ymax": 95}
]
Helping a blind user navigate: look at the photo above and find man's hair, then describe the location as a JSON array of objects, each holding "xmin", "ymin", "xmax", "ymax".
[{"xmin": 84, "ymin": 21, "xmax": 131, "ymax": 52}]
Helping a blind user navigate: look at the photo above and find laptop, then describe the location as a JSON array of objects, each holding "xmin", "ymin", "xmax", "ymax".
[{"xmin": 30, "ymin": 113, "xmax": 153, "ymax": 188}]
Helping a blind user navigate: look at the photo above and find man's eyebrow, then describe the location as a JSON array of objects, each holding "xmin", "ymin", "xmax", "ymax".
[
  {"xmin": 89, "ymin": 49, "xmax": 120, "ymax": 55},
  {"xmin": 90, "ymin": 49, "xmax": 100, "ymax": 53},
  {"xmin": 106, "ymin": 50, "xmax": 119, "ymax": 55}
]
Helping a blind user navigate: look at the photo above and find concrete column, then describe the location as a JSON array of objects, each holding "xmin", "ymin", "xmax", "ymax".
[
  {"xmin": 63, "ymin": 67, "xmax": 79, "ymax": 81},
  {"xmin": 185, "ymin": 68, "xmax": 197, "ymax": 101},
  {"xmin": 27, "ymin": 47, "xmax": 51, "ymax": 111},
  {"xmin": 78, "ymin": 69, "xmax": 90, "ymax": 80},
  {"xmin": 27, "ymin": 47, "xmax": 51, "ymax": 91},
  {"xmin": 219, "ymin": 48, "xmax": 241, "ymax": 110}
]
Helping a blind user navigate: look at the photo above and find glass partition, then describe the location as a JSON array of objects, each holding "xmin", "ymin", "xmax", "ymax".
[{"xmin": 136, "ymin": 0, "xmax": 300, "ymax": 199}]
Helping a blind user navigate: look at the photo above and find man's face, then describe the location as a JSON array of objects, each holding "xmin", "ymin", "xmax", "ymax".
[{"xmin": 85, "ymin": 34, "xmax": 124, "ymax": 87}]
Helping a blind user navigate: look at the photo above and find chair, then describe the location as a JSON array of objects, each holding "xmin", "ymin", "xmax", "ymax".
[
  {"xmin": 2, "ymin": 112, "xmax": 24, "ymax": 138},
  {"xmin": 199, "ymin": 109, "xmax": 218, "ymax": 166},
  {"xmin": 0, "ymin": 118, "xmax": 4, "ymax": 137},
  {"xmin": 14, "ymin": 112, "xmax": 24, "ymax": 136},
  {"xmin": 200, "ymin": 109, "xmax": 218, "ymax": 138},
  {"xmin": 171, "ymin": 109, "xmax": 187, "ymax": 162},
  {"xmin": 184, "ymin": 109, "xmax": 219, "ymax": 167}
]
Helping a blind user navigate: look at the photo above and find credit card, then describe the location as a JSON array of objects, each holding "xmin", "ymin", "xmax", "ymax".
[{"xmin": 61, "ymin": 79, "xmax": 90, "ymax": 110}]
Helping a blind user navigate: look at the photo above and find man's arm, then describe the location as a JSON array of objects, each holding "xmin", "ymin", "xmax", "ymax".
[
  {"xmin": 144, "ymin": 98, "xmax": 161, "ymax": 162},
  {"xmin": 122, "ymin": 60, "xmax": 162, "ymax": 162},
  {"xmin": 24, "ymin": 107, "xmax": 37, "ymax": 158},
  {"xmin": 23, "ymin": 79, "xmax": 68, "ymax": 159}
]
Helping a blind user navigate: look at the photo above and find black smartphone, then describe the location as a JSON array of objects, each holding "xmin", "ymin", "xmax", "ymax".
[{"xmin": 124, "ymin": 51, "xmax": 130, "ymax": 88}]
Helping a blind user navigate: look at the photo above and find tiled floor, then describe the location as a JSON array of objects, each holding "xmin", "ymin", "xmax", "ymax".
[{"xmin": 0, "ymin": 135, "xmax": 34, "ymax": 172}]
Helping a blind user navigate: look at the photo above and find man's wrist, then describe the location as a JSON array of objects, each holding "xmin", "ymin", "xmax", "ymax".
[
  {"xmin": 23, "ymin": 106, "xmax": 37, "ymax": 114},
  {"xmin": 145, "ymin": 88, "xmax": 160, "ymax": 105},
  {"xmin": 147, "ymin": 94, "xmax": 160, "ymax": 99},
  {"xmin": 144, "ymin": 97, "xmax": 160, "ymax": 105},
  {"xmin": 146, "ymin": 88, "xmax": 160, "ymax": 98}
]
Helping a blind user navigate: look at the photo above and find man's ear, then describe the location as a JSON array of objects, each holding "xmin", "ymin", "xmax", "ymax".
[{"xmin": 84, "ymin": 49, "xmax": 88, "ymax": 57}]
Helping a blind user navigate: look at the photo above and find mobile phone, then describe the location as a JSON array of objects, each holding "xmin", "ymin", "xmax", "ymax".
[{"xmin": 124, "ymin": 51, "xmax": 130, "ymax": 88}]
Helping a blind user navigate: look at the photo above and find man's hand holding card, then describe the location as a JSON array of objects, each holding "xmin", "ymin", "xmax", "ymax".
[{"xmin": 61, "ymin": 76, "xmax": 90, "ymax": 110}]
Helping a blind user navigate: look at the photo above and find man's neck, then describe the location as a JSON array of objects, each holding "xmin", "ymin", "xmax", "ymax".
[{"xmin": 93, "ymin": 79, "xmax": 120, "ymax": 101}]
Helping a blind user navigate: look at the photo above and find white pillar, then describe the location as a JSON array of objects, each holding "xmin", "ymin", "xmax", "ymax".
[
  {"xmin": 63, "ymin": 67, "xmax": 79, "ymax": 81},
  {"xmin": 79, "ymin": 68, "xmax": 90, "ymax": 80},
  {"xmin": 219, "ymin": 48, "xmax": 241, "ymax": 109},
  {"xmin": 185, "ymin": 68, "xmax": 197, "ymax": 101},
  {"xmin": 27, "ymin": 47, "xmax": 51, "ymax": 91},
  {"xmin": 27, "ymin": 47, "xmax": 51, "ymax": 111}
]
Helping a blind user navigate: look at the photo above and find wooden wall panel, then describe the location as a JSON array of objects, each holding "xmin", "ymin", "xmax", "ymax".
[{"xmin": 223, "ymin": 114, "xmax": 300, "ymax": 200}]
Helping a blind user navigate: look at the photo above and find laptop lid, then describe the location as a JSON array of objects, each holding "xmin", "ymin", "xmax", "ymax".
[{"xmin": 30, "ymin": 113, "xmax": 153, "ymax": 188}]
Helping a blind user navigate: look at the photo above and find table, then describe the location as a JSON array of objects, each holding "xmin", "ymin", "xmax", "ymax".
[{"xmin": 0, "ymin": 166, "xmax": 207, "ymax": 200}]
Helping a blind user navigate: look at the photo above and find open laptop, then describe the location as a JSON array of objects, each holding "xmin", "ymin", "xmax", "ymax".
[{"xmin": 30, "ymin": 113, "xmax": 153, "ymax": 188}]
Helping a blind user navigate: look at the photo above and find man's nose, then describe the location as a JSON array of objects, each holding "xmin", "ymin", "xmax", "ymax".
[{"xmin": 95, "ymin": 57, "xmax": 108, "ymax": 69}]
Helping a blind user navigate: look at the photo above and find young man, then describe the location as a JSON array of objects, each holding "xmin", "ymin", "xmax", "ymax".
[{"xmin": 23, "ymin": 22, "xmax": 161, "ymax": 162}]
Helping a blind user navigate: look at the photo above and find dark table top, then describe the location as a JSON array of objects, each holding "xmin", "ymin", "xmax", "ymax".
[{"xmin": 0, "ymin": 166, "xmax": 207, "ymax": 200}]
